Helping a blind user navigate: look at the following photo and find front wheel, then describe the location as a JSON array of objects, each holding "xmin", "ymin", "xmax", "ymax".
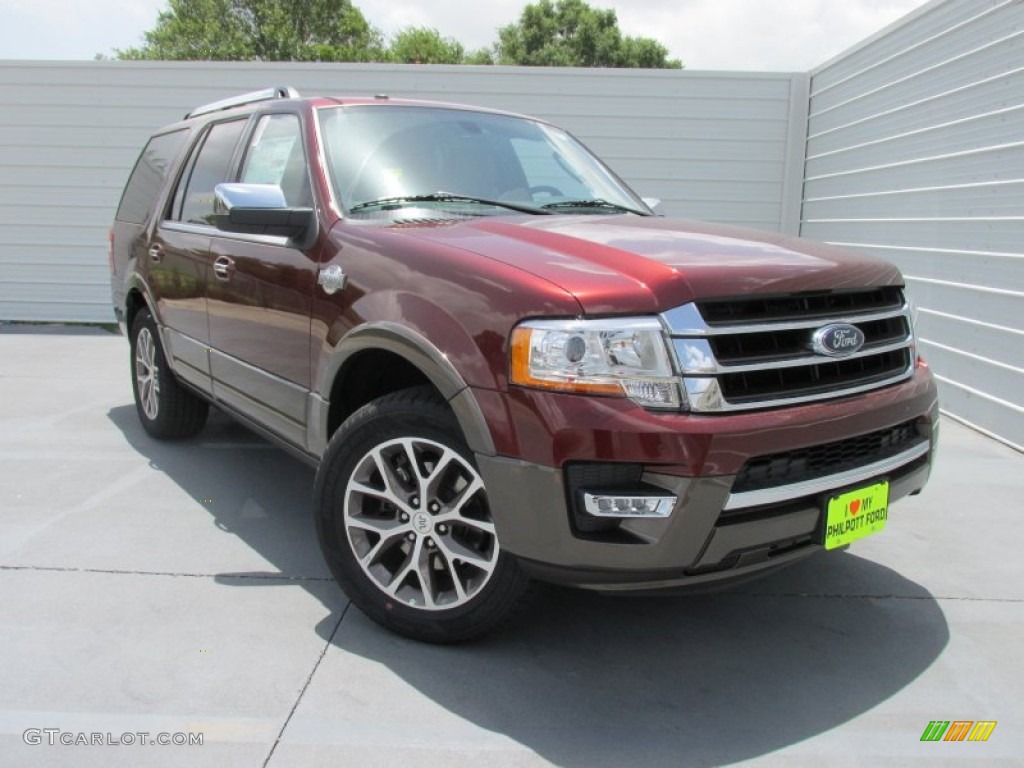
[{"xmin": 314, "ymin": 387, "xmax": 530, "ymax": 643}]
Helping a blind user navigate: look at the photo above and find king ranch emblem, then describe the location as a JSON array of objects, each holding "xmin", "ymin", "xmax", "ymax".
[{"xmin": 811, "ymin": 323, "xmax": 866, "ymax": 357}]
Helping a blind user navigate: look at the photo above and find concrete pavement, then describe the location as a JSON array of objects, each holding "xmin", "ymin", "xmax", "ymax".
[{"xmin": 0, "ymin": 326, "xmax": 1020, "ymax": 766}]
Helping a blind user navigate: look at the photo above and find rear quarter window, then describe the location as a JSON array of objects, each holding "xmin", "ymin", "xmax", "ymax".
[{"xmin": 116, "ymin": 129, "xmax": 189, "ymax": 224}]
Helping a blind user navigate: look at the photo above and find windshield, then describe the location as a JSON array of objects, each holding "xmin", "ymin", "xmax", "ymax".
[{"xmin": 316, "ymin": 105, "xmax": 650, "ymax": 216}]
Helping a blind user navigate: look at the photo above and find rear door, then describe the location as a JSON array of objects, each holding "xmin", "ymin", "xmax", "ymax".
[{"xmin": 152, "ymin": 117, "xmax": 249, "ymax": 396}]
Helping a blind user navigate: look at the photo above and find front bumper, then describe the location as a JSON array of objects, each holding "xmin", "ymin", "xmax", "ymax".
[{"xmin": 475, "ymin": 364, "xmax": 938, "ymax": 590}]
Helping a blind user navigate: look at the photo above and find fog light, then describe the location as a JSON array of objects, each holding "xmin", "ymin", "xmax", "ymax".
[{"xmin": 582, "ymin": 493, "xmax": 676, "ymax": 518}]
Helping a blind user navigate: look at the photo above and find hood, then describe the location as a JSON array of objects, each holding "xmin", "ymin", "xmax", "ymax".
[{"xmin": 393, "ymin": 214, "xmax": 902, "ymax": 315}]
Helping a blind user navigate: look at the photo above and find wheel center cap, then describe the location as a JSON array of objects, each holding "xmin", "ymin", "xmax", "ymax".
[{"xmin": 411, "ymin": 511, "xmax": 433, "ymax": 535}]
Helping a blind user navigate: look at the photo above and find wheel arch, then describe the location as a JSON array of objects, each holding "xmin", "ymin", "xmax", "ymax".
[
  {"xmin": 309, "ymin": 322, "xmax": 496, "ymax": 459},
  {"xmin": 123, "ymin": 273, "xmax": 161, "ymax": 333}
]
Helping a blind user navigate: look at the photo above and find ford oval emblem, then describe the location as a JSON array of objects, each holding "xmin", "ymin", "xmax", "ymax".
[{"xmin": 811, "ymin": 323, "xmax": 865, "ymax": 357}]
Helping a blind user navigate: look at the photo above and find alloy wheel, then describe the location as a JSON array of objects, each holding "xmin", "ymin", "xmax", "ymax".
[
  {"xmin": 344, "ymin": 436, "xmax": 499, "ymax": 610},
  {"xmin": 134, "ymin": 327, "xmax": 160, "ymax": 420}
]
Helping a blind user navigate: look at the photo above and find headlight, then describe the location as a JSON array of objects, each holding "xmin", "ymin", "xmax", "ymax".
[{"xmin": 510, "ymin": 317, "xmax": 684, "ymax": 409}]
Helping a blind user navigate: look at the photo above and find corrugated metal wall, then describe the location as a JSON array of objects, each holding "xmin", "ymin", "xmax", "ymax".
[
  {"xmin": 0, "ymin": 61, "xmax": 806, "ymax": 323},
  {"xmin": 801, "ymin": 0, "xmax": 1024, "ymax": 450}
]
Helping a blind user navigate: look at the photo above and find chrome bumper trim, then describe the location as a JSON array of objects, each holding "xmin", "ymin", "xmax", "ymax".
[{"xmin": 724, "ymin": 440, "xmax": 931, "ymax": 511}]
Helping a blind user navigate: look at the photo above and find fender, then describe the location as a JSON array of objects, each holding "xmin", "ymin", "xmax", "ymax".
[
  {"xmin": 306, "ymin": 321, "xmax": 497, "ymax": 459},
  {"xmin": 123, "ymin": 269, "xmax": 161, "ymax": 328},
  {"xmin": 123, "ymin": 270, "xmax": 177, "ymax": 366}
]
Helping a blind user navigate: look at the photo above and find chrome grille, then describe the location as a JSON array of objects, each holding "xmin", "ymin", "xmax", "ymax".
[{"xmin": 661, "ymin": 288, "xmax": 915, "ymax": 412}]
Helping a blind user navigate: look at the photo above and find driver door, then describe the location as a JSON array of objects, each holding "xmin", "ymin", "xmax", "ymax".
[{"xmin": 205, "ymin": 112, "xmax": 319, "ymax": 447}]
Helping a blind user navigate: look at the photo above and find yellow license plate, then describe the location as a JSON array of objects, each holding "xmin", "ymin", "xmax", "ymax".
[{"xmin": 823, "ymin": 481, "xmax": 889, "ymax": 550}]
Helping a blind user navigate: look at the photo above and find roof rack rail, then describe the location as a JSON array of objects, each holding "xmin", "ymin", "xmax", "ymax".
[{"xmin": 184, "ymin": 86, "xmax": 300, "ymax": 119}]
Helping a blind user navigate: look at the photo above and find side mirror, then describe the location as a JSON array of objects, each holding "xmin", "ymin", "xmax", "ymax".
[{"xmin": 213, "ymin": 183, "xmax": 315, "ymax": 242}]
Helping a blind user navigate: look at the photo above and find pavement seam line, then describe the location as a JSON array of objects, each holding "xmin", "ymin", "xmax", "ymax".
[
  {"xmin": 0, "ymin": 564, "xmax": 333, "ymax": 582},
  {"xmin": 262, "ymin": 603, "xmax": 350, "ymax": 767}
]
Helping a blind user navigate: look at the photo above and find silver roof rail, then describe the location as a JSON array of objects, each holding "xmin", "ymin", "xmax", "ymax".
[{"xmin": 185, "ymin": 86, "xmax": 301, "ymax": 119}]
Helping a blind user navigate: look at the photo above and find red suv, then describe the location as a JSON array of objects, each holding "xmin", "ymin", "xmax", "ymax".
[{"xmin": 110, "ymin": 87, "xmax": 938, "ymax": 642}]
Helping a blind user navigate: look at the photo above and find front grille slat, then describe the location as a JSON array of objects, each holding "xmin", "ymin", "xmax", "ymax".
[
  {"xmin": 698, "ymin": 286, "xmax": 904, "ymax": 325},
  {"xmin": 662, "ymin": 287, "xmax": 915, "ymax": 412},
  {"xmin": 710, "ymin": 316, "xmax": 909, "ymax": 366},
  {"xmin": 719, "ymin": 349, "xmax": 911, "ymax": 403}
]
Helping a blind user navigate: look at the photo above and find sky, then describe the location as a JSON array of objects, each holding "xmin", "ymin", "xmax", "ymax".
[{"xmin": 0, "ymin": 0, "xmax": 931, "ymax": 71}]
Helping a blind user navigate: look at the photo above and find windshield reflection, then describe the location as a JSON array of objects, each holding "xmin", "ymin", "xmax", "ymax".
[{"xmin": 316, "ymin": 105, "xmax": 649, "ymax": 217}]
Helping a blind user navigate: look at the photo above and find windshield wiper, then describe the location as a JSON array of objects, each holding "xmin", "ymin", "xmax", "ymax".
[
  {"xmin": 540, "ymin": 198, "xmax": 649, "ymax": 216},
  {"xmin": 349, "ymin": 193, "xmax": 550, "ymax": 215}
]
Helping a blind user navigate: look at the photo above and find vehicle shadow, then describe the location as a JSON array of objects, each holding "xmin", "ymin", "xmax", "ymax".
[
  {"xmin": 333, "ymin": 553, "xmax": 948, "ymax": 766},
  {"xmin": 108, "ymin": 404, "xmax": 949, "ymax": 766},
  {"xmin": 107, "ymin": 404, "xmax": 340, "ymax": 602}
]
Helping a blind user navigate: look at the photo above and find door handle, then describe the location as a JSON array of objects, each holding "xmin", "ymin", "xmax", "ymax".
[
  {"xmin": 148, "ymin": 244, "xmax": 163, "ymax": 264},
  {"xmin": 212, "ymin": 255, "xmax": 235, "ymax": 281}
]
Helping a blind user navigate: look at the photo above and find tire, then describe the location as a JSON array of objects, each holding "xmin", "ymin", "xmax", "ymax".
[
  {"xmin": 130, "ymin": 308, "xmax": 209, "ymax": 439},
  {"xmin": 314, "ymin": 386, "xmax": 530, "ymax": 643}
]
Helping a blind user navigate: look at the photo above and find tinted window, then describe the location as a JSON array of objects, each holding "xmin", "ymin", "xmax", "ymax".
[
  {"xmin": 175, "ymin": 119, "xmax": 247, "ymax": 225},
  {"xmin": 116, "ymin": 129, "xmax": 189, "ymax": 224},
  {"xmin": 240, "ymin": 114, "xmax": 312, "ymax": 207}
]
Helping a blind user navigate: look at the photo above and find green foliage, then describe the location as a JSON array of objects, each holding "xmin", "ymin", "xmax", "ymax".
[
  {"xmin": 116, "ymin": 0, "xmax": 384, "ymax": 61},
  {"xmin": 495, "ymin": 0, "xmax": 681, "ymax": 68},
  {"xmin": 115, "ymin": 0, "xmax": 681, "ymax": 68},
  {"xmin": 615, "ymin": 35, "xmax": 681, "ymax": 68},
  {"xmin": 464, "ymin": 48, "xmax": 496, "ymax": 65},
  {"xmin": 388, "ymin": 27, "xmax": 465, "ymax": 65}
]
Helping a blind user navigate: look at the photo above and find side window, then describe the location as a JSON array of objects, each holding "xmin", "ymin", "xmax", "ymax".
[
  {"xmin": 174, "ymin": 119, "xmax": 247, "ymax": 225},
  {"xmin": 116, "ymin": 129, "xmax": 189, "ymax": 224},
  {"xmin": 240, "ymin": 114, "xmax": 312, "ymax": 207}
]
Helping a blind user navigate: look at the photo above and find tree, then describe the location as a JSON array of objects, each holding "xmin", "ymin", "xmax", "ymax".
[
  {"xmin": 117, "ymin": 0, "xmax": 384, "ymax": 61},
  {"xmin": 495, "ymin": 0, "xmax": 681, "ymax": 68},
  {"xmin": 115, "ymin": 0, "xmax": 682, "ymax": 68},
  {"xmin": 388, "ymin": 27, "xmax": 465, "ymax": 65},
  {"xmin": 464, "ymin": 48, "xmax": 495, "ymax": 65}
]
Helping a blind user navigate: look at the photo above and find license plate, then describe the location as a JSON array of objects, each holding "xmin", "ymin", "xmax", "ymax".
[{"xmin": 823, "ymin": 481, "xmax": 890, "ymax": 550}]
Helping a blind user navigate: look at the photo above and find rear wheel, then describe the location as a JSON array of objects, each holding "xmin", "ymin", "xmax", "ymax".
[
  {"xmin": 130, "ymin": 308, "xmax": 208, "ymax": 439},
  {"xmin": 315, "ymin": 387, "xmax": 529, "ymax": 643}
]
